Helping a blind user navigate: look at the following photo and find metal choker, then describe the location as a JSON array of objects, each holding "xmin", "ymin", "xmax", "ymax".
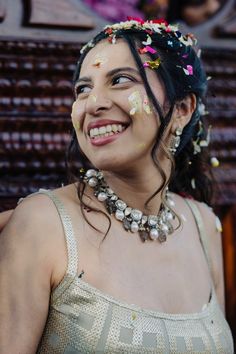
[{"xmin": 83, "ymin": 169, "xmax": 175, "ymax": 243}]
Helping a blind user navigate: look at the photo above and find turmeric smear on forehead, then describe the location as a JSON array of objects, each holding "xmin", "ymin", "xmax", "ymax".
[{"xmin": 92, "ymin": 53, "xmax": 108, "ymax": 67}]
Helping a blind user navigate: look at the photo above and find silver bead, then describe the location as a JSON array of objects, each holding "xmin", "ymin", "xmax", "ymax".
[
  {"xmin": 88, "ymin": 177, "xmax": 98, "ymax": 187},
  {"xmin": 166, "ymin": 211, "xmax": 173, "ymax": 221},
  {"xmin": 130, "ymin": 221, "xmax": 139, "ymax": 233},
  {"xmin": 97, "ymin": 192, "xmax": 107, "ymax": 202},
  {"xmin": 149, "ymin": 228, "xmax": 159, "ymax": 240},
  {"xmin": 148, "ymin": 215, "xmax": 158, "ymax": 226},
  {"xmin": 86, "ymin": 169, "xmax": 97, "ymax": 178},
  {"xmin": 131, "ymin": 209, "xmax": 142, "ymax": 221},
  {"xmin": 161, "ymin": 224, "xmax": 169, "ymax": 233},
  {"xmin": 115, "ymin": 209, "xmax": 125, "ymax": 221},
  {"xmin": 115, "ymin": 200, "xmax": 127, "ymax": 211},
  {"xmin": 168, "ymin": 199, "xmax": 175, "ymax": 207}
]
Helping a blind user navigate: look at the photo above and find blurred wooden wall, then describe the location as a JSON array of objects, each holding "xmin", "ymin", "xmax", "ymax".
[{"xmin": 0, "ymin": 0, "xmax": 236, "ymax": 345}]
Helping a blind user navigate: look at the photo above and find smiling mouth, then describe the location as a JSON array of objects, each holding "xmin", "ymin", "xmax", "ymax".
[{"xmin": 88, "ymin": 123, "xmax": 128, "ymax": 139}]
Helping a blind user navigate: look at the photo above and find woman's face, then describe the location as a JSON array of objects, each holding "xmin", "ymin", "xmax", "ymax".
[
  {"xmin": 182, "ymin": 0, "xmax": 221, "ymax": 26},
  {"xmin": 71, "ymin": 39, "xmax": 166, "ymax": 172}
]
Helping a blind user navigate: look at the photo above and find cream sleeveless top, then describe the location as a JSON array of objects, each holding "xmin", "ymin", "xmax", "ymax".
[{"xmin": 35, "ymin": 190, "xmax": 234, "ymax": 353}]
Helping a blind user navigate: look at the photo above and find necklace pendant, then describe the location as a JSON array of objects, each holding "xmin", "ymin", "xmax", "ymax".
[
  {"xmin": 105, "ymin": 199, "xmax": 116, "ymax": 214},
  {"xmin": 158, "ymin": 232, "xmax": 167, "ymax": 243},
  {"xmin": 130, "ymin": 221, "xmax": 139, "ymax": 233},
  {"xmin": 123, "ymin": 218, "xmax": 131, "ymax": 231},
  {"xmin": 139, "ymin": 229, "xmax": 149, "ymax": 242},
  {"xmin": 149, "ymin": 228, "xmax": 159, "ymax": 240}
]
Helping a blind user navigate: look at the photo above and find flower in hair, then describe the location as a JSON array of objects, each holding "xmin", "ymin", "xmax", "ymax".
[
  {"xmin": 139, "ymin": 46, "xmax": 157, "ymax": 54},
  {"xmin": 143, "ymin": 58, "xmax": 161, "ymax": 69},
  {"xmin": 80, "ymin": 18, "xmax": 197, "ymax": 55},
  {"xmin": 183, "ymin": 65, "xmax": 193, "ymax": 76},
  {"xmin": 142, "ymin": 34, "xmax": 152, "ymax": 46}
]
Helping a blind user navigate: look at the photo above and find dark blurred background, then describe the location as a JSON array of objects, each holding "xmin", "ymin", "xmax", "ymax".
[{"xmin": 0, "ymin": 0, "xmax": 235, "ymax": 345}]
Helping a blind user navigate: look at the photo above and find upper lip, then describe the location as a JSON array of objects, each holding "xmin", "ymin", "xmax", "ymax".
[{"xmin": 87, "ymin": 119, "xmax": 129, "ymax": 133}]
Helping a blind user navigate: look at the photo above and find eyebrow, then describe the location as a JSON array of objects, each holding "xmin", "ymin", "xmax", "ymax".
[{"xmin": 75, "ymin": 67, "xmax": 141, "ymax": 84}]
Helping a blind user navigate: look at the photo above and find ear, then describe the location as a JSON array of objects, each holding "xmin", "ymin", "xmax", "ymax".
[{"xmin": 170, "ymin": 93, "xmax": 197, "ymax": 133}]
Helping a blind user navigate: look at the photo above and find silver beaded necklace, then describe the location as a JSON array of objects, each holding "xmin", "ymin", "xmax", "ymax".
[{"xmin": 83, "ymin": 169, "xmax": 175, "ymax": 243}]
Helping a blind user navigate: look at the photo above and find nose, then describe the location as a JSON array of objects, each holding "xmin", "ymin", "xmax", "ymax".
[{"xmin": 85, "ymin": 92, "xmax": 112, "ymax": 116}]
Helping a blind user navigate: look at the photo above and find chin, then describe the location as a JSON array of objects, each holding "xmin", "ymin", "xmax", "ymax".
[{"xmin": 92, "ymin": 157, "xmax": 127, "ymax": 172}]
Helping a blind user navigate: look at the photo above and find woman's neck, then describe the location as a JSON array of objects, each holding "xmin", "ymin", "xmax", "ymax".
[{"xmin": 103, "ymin": 167, "xmax": 169, "ymax": 215}]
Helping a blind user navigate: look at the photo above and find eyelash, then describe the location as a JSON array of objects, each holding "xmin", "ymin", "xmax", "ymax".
[
  {"xmin": 74, "ymin": 74, "xmax": 135, "ymax": 97},
  {"xmin": 112, "ymin": 74, "xmax": 134, "ymax": 85},
  {"xmin": 74, "ymin": 84, "xmax": 91, "ymax": 97}
]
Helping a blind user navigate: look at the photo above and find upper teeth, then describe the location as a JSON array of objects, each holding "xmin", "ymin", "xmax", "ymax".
[{"xmin": 89, "ymin": 124, "xmax": 125, "ymax": 138}]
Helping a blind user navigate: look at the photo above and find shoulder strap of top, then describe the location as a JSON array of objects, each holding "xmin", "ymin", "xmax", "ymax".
[
  {"xmin": 19, "ymin": 189, "xmax": 79, "ymax": 278},
  {"xmin": 184, "ymin": 198, "xmax": 213, "ymax": 278}
]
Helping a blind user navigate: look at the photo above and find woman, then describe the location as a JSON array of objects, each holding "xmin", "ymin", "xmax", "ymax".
[{"xmin": 0, "ymin": 18, "xmax": 234, "ymax": 353}]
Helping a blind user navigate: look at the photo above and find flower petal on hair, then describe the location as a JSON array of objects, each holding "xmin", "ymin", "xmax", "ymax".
[
  {"xmin": 142, "ymin": 34, "xmax": 152, "ymax": 46},
  {"xmin": 145, "ymin": 46, "xmax": 156, "ymax": 54}
]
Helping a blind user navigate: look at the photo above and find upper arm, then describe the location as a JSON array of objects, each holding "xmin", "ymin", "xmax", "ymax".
[
  {"xmin": 0, "ymin": 195, "xmax": 59, "ymax": 353},
  {"xmin": 0, "ymin": 210, "xmax": 13, "ymax": 233},
  {"xmin": 197, "ymin": 202, "xmax": 225, "ymax": 314}
]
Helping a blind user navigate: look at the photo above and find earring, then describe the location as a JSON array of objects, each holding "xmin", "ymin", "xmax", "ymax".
[{"xmin": 169, "ymin": 127, "xmax": 183, "ymax": 155}]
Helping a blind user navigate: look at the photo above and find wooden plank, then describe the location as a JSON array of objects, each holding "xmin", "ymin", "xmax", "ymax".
[
  {"xmin": 28, "ymin": 0, "xmax": 95, "ymax": 29},
  {"xmin": 223, "ymin": 206, "xmax": 236, "ymax": 347}
]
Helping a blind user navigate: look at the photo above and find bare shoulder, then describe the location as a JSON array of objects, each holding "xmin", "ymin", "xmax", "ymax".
[
  {"xmin": 1, "ymin": 187, "xmax": 76, "ymax": 288},
  {"xmin": 194, "ymin": 200, "xmax": 223, "ymax": 267},
  {"xmin": 191, "ymin": 199, "xmax": 225, "ymax": 312},
  {"xmin": 1, "ymin": 192, "xmax": 59, "ymax": 268},
  {"xmin": 5, "ymin": 190, "xmax": 64, "ymax": 243}
]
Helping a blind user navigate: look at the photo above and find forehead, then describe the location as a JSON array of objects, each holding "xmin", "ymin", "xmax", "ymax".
[{"xmin": 80, "ymin": 39, "xmax": 138, "ymax": 75}]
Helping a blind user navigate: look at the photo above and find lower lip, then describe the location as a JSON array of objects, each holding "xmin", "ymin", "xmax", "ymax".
[{"xmin": 90, "ymin": 130, "xmax": 126, "ymax": 146}]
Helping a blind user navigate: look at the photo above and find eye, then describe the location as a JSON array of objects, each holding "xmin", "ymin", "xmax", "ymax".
[
  {"xmin": 112, "ymin": 75, "xmax": 133, "ymax": 85},
  {"xmin": 74, "ymin": 84, "xmax": 91, "ymax": 97}
]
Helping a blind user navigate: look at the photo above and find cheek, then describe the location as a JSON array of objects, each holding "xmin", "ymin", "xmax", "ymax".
[
  {"xmin": 71, "ymin": 100, "xmax": 85, "ymax": 132},
  {"xmin": 126, "ymin": 90, "xmax": 153, "ymax": 118}
]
